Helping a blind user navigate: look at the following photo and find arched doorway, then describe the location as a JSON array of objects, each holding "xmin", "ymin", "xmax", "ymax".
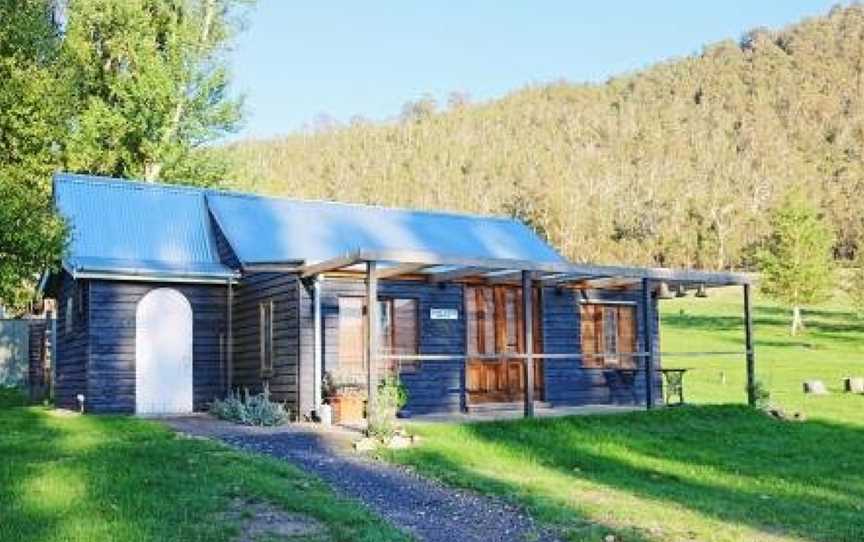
[{"xmin": 135, "ymin": 288, "xmax": 193, "ymax": 414}]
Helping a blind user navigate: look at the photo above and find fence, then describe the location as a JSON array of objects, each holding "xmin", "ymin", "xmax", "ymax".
[
  {"xmin": 0, "ymin": 318, "xmax": 55, "ymax": 402},
  {"xmin": 0, "ymin": 319, "xmax": 30, "ymax": 387}
]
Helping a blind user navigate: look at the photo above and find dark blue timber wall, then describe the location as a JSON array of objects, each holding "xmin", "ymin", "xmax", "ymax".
[
  {"xmin": 54, "ymin": 271, "xmax": 89, "ymax": 411},
  {"xmin": 300, "ymin": 278, "xmax": 660, "ymax": 417},
  {"xmin": 84, "ymin": 280, "xmax": 227, "ymax": 413},
  {"xmin": 542, "ymin": 287, "xmax": 662, "ymax": 407},
  {"xmin": 230, "ymin": 272, "xmax": 301, "ymax": 416},
  {"xmin": 308, "ymin": 278, "xmax": 465, "ymax": 417}
]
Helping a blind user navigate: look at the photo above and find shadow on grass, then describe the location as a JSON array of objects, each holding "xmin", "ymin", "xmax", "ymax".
[
  {"xmin": 399, "ymin": 405, "xmax": 864, "ymax": 542},
  {"xmin": 664, "ymin": 309, "xmax": 864, "ymax": 348},
  {"xmin": 0, "ymin": 407, "xmax": 407, "ymax": 542}
]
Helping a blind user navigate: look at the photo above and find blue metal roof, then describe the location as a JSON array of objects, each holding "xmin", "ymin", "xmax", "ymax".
[
  {"xmin": 206, "ymin": 192, "xmax": 564, "ymax": 265},
  {"xmin": 54, "ymin": 174, "xmax": 235, "ymax": 281},
  {"xmin": 53, "ymin": 173, "xmax": 564, "ymax": 279}
]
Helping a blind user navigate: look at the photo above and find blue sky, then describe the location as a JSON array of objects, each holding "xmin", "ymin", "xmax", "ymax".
[{"xmin": 230, "ymin": 1, "xmax": 841, "ymax": 140}]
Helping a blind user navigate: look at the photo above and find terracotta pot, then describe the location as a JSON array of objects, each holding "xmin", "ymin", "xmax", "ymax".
[{"xmin": 331, "ymin": 394, "xmax": 366, "ymax": 424}]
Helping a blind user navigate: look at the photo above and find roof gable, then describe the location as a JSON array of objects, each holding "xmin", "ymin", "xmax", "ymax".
[{"xmin": 54, "ymin": 174, "xmax": 234, "ymax": 280}]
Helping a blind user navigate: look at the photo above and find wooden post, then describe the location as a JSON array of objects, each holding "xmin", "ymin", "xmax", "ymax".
[
  {"xmin": 641, "ymin": 278, "xmax": 654, "ymax": 409},
  {"xmin": 226, "ymin": 280, "xmax": 234, "ymax": 394},
  {"xmin": 744, "ymin": 283, "xmax": 756, "ymax": 406},
  {"xmin": 366, "ymin": 261, "xmax": 379, "ymax": 414},
  {"xmin": 522, "ymin": 271, "xmax": 535, "ymax": 418}
]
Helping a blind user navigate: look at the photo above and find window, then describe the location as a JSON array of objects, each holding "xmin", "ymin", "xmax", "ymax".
[
  {"xmin": 381, "ymin": 298, "xmax": 419, "ymax": 372},
  {"xmin": 259, "ymin": 300, "xmax": 274, "ymax": 374},
  {"xmin": 65, "ymin": 295, "xmax": 74, "ymax": 335},
  {"xmin": 581, "ymin": 304, "xmax": 636, "ymax": 369},
  {"xmin": 337, "ymin": 297, "xmax": 419, "ymax": 378},
  {"xmin": 337, "ymin": 297, "xmax": 365, "ymax": 379},
  {"xmin": 76, "ymin": 282, "xmax": 85, "ymax": 321}
]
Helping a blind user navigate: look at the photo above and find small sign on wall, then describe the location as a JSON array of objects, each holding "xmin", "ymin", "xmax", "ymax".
[{"xmin": 430, "ymin": 308, "xmax": 459, "ymax": 320}]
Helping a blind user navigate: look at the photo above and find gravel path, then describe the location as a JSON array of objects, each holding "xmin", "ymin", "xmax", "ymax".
[{"xmin": 164, "ymin": 416, "xmax": 561, "ymax": 542}]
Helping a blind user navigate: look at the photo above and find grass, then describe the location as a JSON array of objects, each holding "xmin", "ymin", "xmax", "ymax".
[
  {"xmin": 0, "ymin": 405, "xmax": 408, "ymax": 542},
  {"xmin": 662, "ymin": 286, "xmax": 864, "ymax": 425},
  {"xmin": 384, "ymin": 287, "xmax": 864, "ymax": 542}
]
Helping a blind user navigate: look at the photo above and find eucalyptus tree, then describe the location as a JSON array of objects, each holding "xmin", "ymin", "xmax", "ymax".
[
  {"xmin": 60, "ymin": 0, "xmax": 252, "ymax": 185},
  {"xmin": 0, "ymin": 0, "xmax": 67, "ymax": 311}
]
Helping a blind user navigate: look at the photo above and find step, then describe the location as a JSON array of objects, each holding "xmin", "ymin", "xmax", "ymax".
[{"xmin": 467, "ymin": 401, "xmax": 552, "ymax": 413}]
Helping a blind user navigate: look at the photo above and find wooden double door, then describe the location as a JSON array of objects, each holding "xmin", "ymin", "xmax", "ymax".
[{"xmin": 465, "ymin": 285, "xmax": 543, "ymax": 404}]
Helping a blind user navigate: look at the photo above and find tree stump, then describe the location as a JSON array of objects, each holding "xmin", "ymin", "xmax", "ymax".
[
  {"xmin": 802, "ymin": 380, "xmax": 828, "ymax": 395},
  {"xmin": 843, "ymin": 377, "xmax": 864, "ymax": 394}
]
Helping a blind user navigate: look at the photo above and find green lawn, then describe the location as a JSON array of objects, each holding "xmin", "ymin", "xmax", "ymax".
[
  {"xmin": 0, "ymin": 394, "xmax": 408, "ymax": 542},
  {"xmin": 386, "ymin": 287, "xmax": 864, "ymax": 542},
  {"xmin": 662, "ymin": 286, "xmax": 864, "ymax": 425}
]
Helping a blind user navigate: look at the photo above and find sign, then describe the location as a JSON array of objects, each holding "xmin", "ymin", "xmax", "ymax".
[{"xmin": 430, "ymin": 308, "xmax": 458, "ymax": 320}]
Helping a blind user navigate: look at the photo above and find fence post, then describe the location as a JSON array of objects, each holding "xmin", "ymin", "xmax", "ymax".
[{"xmin": 744, "ymin": 283, "xmax": 756, "ymax": 406}]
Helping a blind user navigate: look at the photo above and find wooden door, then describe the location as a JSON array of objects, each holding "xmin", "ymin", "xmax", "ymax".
[{"xmin": 465, "ymin": 285, "xmax": 542, "ymax": 404}]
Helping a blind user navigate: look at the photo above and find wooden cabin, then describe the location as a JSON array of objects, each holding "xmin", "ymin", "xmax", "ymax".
[{"xmin": 42, "ymin": 173, "xmax": 752, "ymax": 417}]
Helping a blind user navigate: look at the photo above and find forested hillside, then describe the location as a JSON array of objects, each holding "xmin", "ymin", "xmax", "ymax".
[{"xmin": 222, "ymin": 5, "xmax": 864, "ymax": 270}]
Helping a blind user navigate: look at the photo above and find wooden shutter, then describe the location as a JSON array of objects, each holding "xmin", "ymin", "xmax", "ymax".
[
  {"xmin": 580, "ymin": 304, "xmax": 601, "ymax": 367},
  {"xmin": 337, "ymin": 297, "xmax": 365, "ymax": 378},
  {"xmin": 618, "ymin": 306, "xmax": 637, "ymax": 368}
]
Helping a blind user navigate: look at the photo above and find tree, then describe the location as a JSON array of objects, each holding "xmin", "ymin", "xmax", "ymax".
[
  {"xmin": 844, "ymin": 239, "xmax": 864, "ymax": 317},
  {"xmin": 0, "ymin": 0, "xmax": 67, "ymax": 312},
  {"xmin": 60, "ymin": 0, "xmax": 251, "ymax": 185},
  {"xmin": 757, "ymin": 195, "xmax": 835, "ymax": 335},
  {"xmin": 0, "ymin": 0, "xmax": 253, "ymax": 309}
]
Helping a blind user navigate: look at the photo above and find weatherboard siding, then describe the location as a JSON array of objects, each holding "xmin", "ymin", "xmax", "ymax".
[
  {"xmin": 85, "ymin": 280, "xmax": 227, "ymax": 413},
  {"xmin": 315, "ymin": 278, "xmax": 466, "ymax": 417},
  {"xmin": 230, "ymin": 272, "xmax": 301, "ymax": 416},
  {"xmin": 54, "ymin": 272, "xmax": 89, "ymax": 411},
  {"xmin": 542, "ymin": 287, "xmax": 661, "ymax": 406}
]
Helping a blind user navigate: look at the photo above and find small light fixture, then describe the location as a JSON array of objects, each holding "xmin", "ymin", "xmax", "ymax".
[
  {"xmin": 675, "ymin": 284, "xmax": 688, "ymax": 297},
  {"xmin": 656, "ymin": 282, "xmax": 675, "ymax": 300},
  {"xmin": 695, "ymin": 283, "xmax": 708, "ymax": 298}
]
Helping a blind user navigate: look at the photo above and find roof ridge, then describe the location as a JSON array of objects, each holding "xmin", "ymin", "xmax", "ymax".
[
  {"xmin": 54, "ymin": 171, "xmax": 522, "ymax": 225},
  {"xmin": 54, "ymin": 172, "xmax": 209, "ymax": 196}
]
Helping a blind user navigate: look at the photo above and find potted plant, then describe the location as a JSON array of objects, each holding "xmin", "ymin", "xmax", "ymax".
[{"xmin": 323, "ymin": 371, "xmax": 366, "ymax": 424}]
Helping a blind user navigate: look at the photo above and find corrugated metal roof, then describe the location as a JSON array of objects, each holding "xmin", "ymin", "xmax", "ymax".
[
  {"xmin": 54, "ymin": 173, "xmax": 235, "ymax": 281},
  {"xmin": 53, "ymin": 173, "xmax": 564, "ymax": 278},
  {"xmin": 206, "ymin": 191, "xmax": 564, "ymax": 265}
]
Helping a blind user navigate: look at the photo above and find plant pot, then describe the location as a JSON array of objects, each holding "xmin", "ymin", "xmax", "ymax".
[{"xmin": 331, "ymin": 394, "xmax": 365, "ymax": 424}]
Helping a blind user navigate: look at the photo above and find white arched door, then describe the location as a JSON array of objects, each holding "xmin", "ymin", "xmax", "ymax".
[{"xmin": 135, "ymin": 288, "xmax": 193, "ymax": 414}]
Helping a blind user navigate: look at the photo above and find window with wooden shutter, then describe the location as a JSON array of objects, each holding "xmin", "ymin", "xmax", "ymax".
[
  {"xmin": 337, "ymin": 296, "xmax": 419, "ymax": 378},
  {"xmin": 580, "ymin": 304, "xmax": 637, "ymax": 369},
  {"xmin": 259, "ymin": 300, "xmax": 274, "ymax": 374}
]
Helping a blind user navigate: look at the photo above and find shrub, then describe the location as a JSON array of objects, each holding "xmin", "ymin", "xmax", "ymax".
[
  {"xmin": 211, "ymin": 385, "xmax": 290, "ymax": 426},
  {"xmin": 367, "ymin": 376, "xmax": 408, "ymax": 442}
]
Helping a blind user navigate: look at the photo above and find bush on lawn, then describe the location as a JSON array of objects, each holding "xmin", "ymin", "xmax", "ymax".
[
  {"xmin": 211, "ymin": 384, "xmax": 290, "ymax": 426},
  {"xmin": 367, "ymin": 376, "xmax": 408, "ymax": 442}
]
